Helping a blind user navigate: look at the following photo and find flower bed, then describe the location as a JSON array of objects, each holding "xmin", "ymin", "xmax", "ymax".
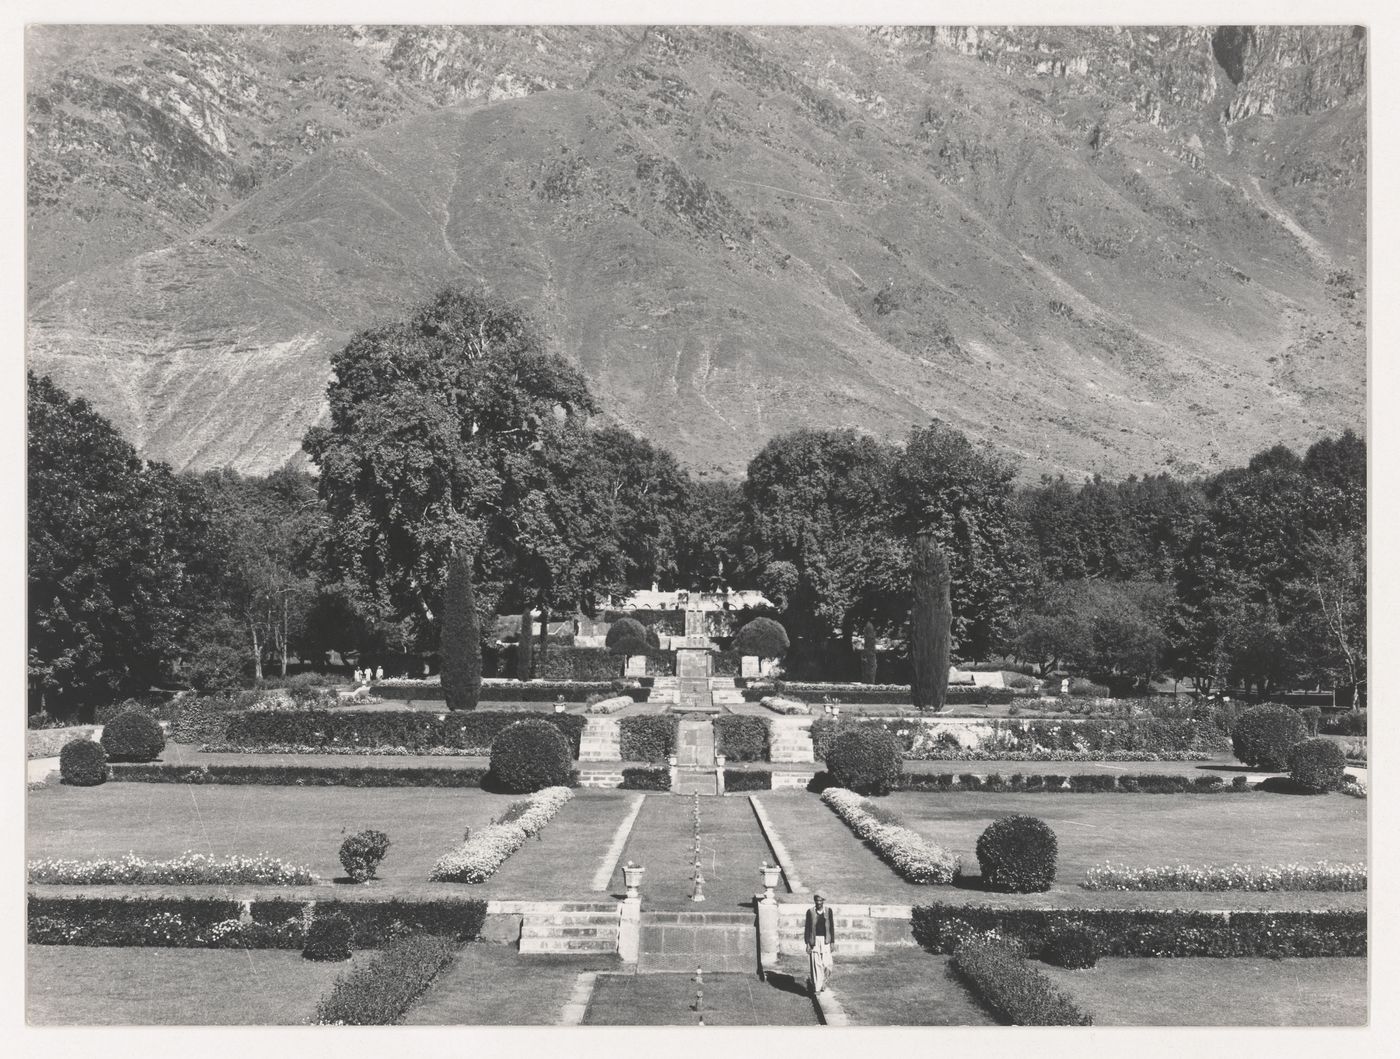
[
  {"xmin": 951, "ymin": 934, "xmax": 1092, "ymax": 1026},
  {"xmin": 28, "ymin": 852, "xmax": 317, "ymax": 886},
  {"xmin": 429, "ymin": 786, "xmax": 573, "ymax": 883},
  {"xmin": 202, "ymin": 743, "xmax": 486, "ymax": 756},
  {"xmin": 1083, "ymin": 861, "xmax": 1366, "ymax": 892},
  {"xmin": 110, "ymin": 762, "xmax": 492, "ymax": 788},
  {"xmin": 911, "ymin": 903, "xmax": 1367, "ymax": 958},
  {"xmin": 222, "ymin": 709, "xmax": 586, "ymax": 757},
  {"xmin": 585, "ymin": 695, "xmax": 633, "ymax": 715},
  {"xmin": 744, "ymin": 683, "xmax": 1017, "ymax": 706},
  {"xmin": 27, "ymin": 895, "xmax": 488, "ymax": 948},
  {"xmin": 760, "ymin": 696, "xmax": 809, "ymax": 715},
  {"xmin": 374, "ymin": 678, "xmax": 634, "ymax": 703},
  {"xmin": 315, "ymin": 933, "xmax": 457, "ymax": 1025},
  {"xmin": 897, "ymin": 772, "xmax": 1236, "ymax": 794},
  {"xmin": 820, "ymin": 788, "xmax": 957, "ymax": 883}
]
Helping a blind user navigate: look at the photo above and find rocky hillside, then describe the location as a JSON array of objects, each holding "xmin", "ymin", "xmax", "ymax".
[{"xmin": 27, "ymin": 25, "xmax": 1366, "ymax": 479}]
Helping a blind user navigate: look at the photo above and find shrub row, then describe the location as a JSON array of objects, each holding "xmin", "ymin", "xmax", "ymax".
[
  {"xmin": 28, "ymin": 895, "xmax": 489, "ymax": 948},
  {"xmin": 618, "ymin": 715, "xmax": 679, "ymax": 762},
  {"xmin": 314, "ymin": 934, "xmax": 457, "ymax": 1025},
  {"xmin": 28, "ymin": 852, "xmax": 317, "ymax": 886},
  {"xmin": 911, "ymin": 903, "xmax": 1367, "ymax": 958},
  {"xmin": 745, "ymin": 684, "xmax": 1017, "ymax": 706},
  {"xmin": 1083, "ymin": 860, "xmax": 1366, "ymax": 892},
  {"xmin": 723, "ymin": 769, "xmax": 773, "ymax": 792},
  {"xmin": 820, "ymin": 788, "xmax": 957, "ymax": 883},
  {"xmin": 222, "ymin": 709, "xmax": 586, "ymax": 757},
  {"xmin": 713, "ymin": 715, "xmax": 772, "ymax": 762},
  {"xmin": 429, "ymin": 786, "xmax": 573, "ymax": 883},
  {"xmin": 202, "ymin": 743, "xmax": 483, "ymax": 756},
  {"xmin": 951, "ymin": 935, "xmax": 1092, "ymax": 1026},
  {"xmin": 897, "ymin": 772, "xmax": 1239, "ymax": 794},
  {"xmin": 375, "ymin": 680, "xmax": 648, "ymax": 703},
  {"xmin": 619, "ymin": 766, "xmax": 671, "ymax": 790},
  {"xmin": 110, "ymin": 763, "xmax": 493, "ymax": 787}
]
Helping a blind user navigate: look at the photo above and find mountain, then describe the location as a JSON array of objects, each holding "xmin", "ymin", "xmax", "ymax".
[{"xmin": 26, "ymin": 25, "xmax": 1366, "ymax": 479}]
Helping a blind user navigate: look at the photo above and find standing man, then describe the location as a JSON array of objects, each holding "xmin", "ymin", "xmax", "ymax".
[{"xmin": 804, "ymin": 893, "xmax": 836, "ymax": 994}]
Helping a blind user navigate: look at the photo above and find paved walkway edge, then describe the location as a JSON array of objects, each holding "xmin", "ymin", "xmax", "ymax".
[
  {"xmin": 558, "ymin": 971, "xmax": 600, "ymax": 1025},
  {"xmin": 591, "ymin": 793, "xmax": 647, "ymax": 891},
  {"xmin": 814, "ymin": 986, "xmax": 849, "ymax": 1026},
  {"xmin": 748, "ymin": 795, "xmax": 807, "ymax": 894}
]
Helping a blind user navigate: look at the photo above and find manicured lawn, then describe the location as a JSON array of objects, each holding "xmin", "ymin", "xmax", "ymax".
[
  {"xmin": 157, "ymin": 740, "xmax": 492, "ymax": 769},
  {"xmin": 26, "ymin": 945, "xmax": 372, "ymax": 1025},
  {"xmin": 779, "ymin": 949, "xmax": 995, "ymax": 1025},
  {"xmin": 613, "ymin": 795, "xmax": 777, "ymax": 910},
  {"xmin": 404, "ymin": 943, "xmax": 620, "ymax": 1024},
  {"xmin": 583, "ymin": 971, "xmax": 820, "ymax": 1025},
  {"xmin": 27, "ymin": 782, "xmax": 519, "ymax": 886},
  {"xmin": 1038, "ymin": 957, "xmax": 1367, "ymax": 1026},
  {"xmin": 758, "ymin": 791, "xmax": 1366, "ymax": 909},
  {"xmin": 485, "ymin": 789, "xmax": 638, "ymax": 899}
]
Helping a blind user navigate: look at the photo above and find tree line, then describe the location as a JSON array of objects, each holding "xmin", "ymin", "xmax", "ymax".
[{"xmin": 27, "ymin": 289, "xmax": 1365, "ymax": 716}]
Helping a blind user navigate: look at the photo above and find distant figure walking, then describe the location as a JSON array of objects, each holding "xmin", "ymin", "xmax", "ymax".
[
  {"xmin": 374, "ymin": 666, "xmax": 383, "ymax": 681},
  {"xmin": 353, "ymin": 668, "xmax": 363, "ymax": 684},
  {"xmin": 804, "ymin": 893, "xmax": 836, "ymax": 994}
]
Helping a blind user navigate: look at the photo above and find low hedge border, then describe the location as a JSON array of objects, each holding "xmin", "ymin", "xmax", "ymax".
[
  {"xmin": 222, "ymin": 710, "xmax": 586, "ymax": 757},
  {"xmin": 745, "ymin": 685, "xmax": 1016, "ymax": 706},
  {"xmin": 951, "ymin": 935, "xmax": 1092, "ymax": 1026},
  {"xmin": 821, "ymin": 788, "xmax": 957, "ymax": 883},
  {"xmin": 911, "ymin": 902, "xmax": 1367, "ymax": 958},
  {"xmin": 315, "ymin": 933, "xmax": 457, "ymax": 1025},
  {"xmin": 27, "ymin": 895, "xmax": 488, "ymax": 948},
  {"xmin": 724, "ymin": 769, "xmax": 772, "ymax": 792},
  {"xmin": 374, "ymin": 682, "xmax": 649, "ymax": 703},
  {"xmin": 110, "ymin": 763, "xmax": 495, "ymax": 788},
  {"xmin": 620, "ymin": 766, "xmax": 671, "ymax": 790},
  {"xmin": 897, "ymin": 772, "xmax": 1241, "ymax": 794},
  {"xmin": 1083, "ymin": 861, "xmax": 1366, "ymax": 893},
  {"xmin": 429, "ymin": 786, "xmax": 573, "ymax": 883}
]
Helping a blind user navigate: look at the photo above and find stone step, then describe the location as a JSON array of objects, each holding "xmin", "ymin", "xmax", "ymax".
[
  {"xmin": 521, "ymin": 912, "xmax": 620, "ymax": 927},
  {"xmin": 519, "ymin": 937, "xmax": 620, "ymax": 954},
  {"xmin": 770, "ymin": 771, "xmax": 816, "ymax": 789},
  {"xmin": 577, "ymin": 770, "xmax": 624, "ymax": 788},
  {"xmin": 521, "ymin": 923, "xmax": 620, "ymax": 939},
  {"xmin": 638, "ymin": 914, "xmax": 757, "ymax": 973}
]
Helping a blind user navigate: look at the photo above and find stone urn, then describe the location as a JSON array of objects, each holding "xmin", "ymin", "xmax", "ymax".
[
  {"xmin": 668, "ymin": 754, "xmax": 678, "ymax": 767},
  {"xmin": 759, "ymin": 862, "xmax": 783, "ymax": 900},
  {"xmin": 715, "ymin": 754, "xmax": 726, "ymax": 768},
  {"xmin": 623, "ymin": 861, "xmax": 645, "ymax": 900}
]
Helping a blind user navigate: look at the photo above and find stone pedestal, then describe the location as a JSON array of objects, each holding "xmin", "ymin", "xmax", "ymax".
[
  {"xmin": 619, "ymin": 896, "xmax": 641, "ymax": 964},
  {"xmin": 756, "ymin": 894, "xmax": 779, "ymax": 969},
  {"xmin": 625, "ymin": 654, "xmax": 648, "ymax": 677},
  {"xmin": 741, "ymin": 655, "xmax": 760, "ymax": 679}
]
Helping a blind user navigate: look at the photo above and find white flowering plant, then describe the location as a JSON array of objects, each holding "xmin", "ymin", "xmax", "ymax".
[
  {"xmin": 821, "ymin": 787, "xmax": 957, "ymax": 883},
  {"xmin": 1083, "ymin": 859, "xmax": 1366, "ymax": 892},
  {"xmin": 28, "ymin": 851, "xmax": 319, "ymax": 886},
  {"xmin": 429, "ymin": 786, "xmax": 573, "ymax": 883}
]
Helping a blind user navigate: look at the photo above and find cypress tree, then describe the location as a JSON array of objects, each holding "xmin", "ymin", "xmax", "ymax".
[
  {"xmin": 441, "ymin": 550, "xmax": 481, "ymax": 711},
  {"xmin": 911, "ymin": 532, "xmax": 952, "ymax": 710},
  {"xmin": 516, "ymin": 607, "xmax": 534, "ymax": 680},
  {"xmin": 861, "ymin": 621, "xmax": 879, "ymax": 684}
]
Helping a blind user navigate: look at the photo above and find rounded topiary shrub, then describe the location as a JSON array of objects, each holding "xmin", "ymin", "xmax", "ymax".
[
  {"xmin": 489, "ymin": 719, "xmax": 573, "ymax": 793},
  {"xmin": 1288, "ymin": 737, "xmax": 1347, "ymax": 793},
  {"xmin": 59, "ymin": 738, "xmax": 108, "ymax": 786},
  {"xmin": 1040, "ymin": 925, "xmax": 1106, "ymax": 969},
  {"xmin": 100, "ymin": 708, "xmax": 166, "ymax": 762},
  {"xmin": 976, "ymin": 815, "xmax": 1058, "ymax": 893},
  {"xmin": 1231, "ymin": 703, "xmax": 1307, "ymax": 770},
  {"xmin": 732, "ymin": 617, "xmax": 790, "ymax": 659},
  {"xmin": 339, "ymin": 829, "xmax": 391, "ymax": 882},
  {"xmin": 826, "ymin": 725, "xmax": 902, "ymax": 795},
  {"xmin": 605, "ymin": 617, "xmax": 650, "ymax": 656},
  {"xmin": 302, "ymin": 913, "xmax": 353, "ymax": 962}
]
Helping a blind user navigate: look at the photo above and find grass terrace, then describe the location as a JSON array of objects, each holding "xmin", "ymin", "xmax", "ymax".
[
  {"xmin": 404, "ymin": 945, "xmax": 620, "ymax": 1024},
  {"xmin": 27, "ymin": 945, "xmax": 375, "ymax": 1025},
  {"xmin": 582, "ymin": 971, "xmax": 820, "ymax": 1025},
  {"xmin": 1038, "ymin": 957, "xmax": 1367, "ymax": 1026},
  {"xmin": 785, "ymin": 949, "xmax": 995, "ymax": 1026}
]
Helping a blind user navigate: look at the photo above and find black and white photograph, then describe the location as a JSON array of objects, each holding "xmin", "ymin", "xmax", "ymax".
[{"xmin": 11, "ymin": 2, "xmax": 1389, "ymax": 1043}]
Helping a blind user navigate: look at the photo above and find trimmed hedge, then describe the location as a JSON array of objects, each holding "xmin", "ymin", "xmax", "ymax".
[
  {"xmin": 619, "ymin": 715, "xmax": 679, "ymax": 763},
  {"xmin": 1231, "ymin": 703, "xmax": 1307, "ymax": 770},
  {"xmin": 745, "ymin": 684, "xmax": 1017, "ymax": 706},
  {"xmin": 975, "ymin": 816, "xmax": 1058, "ymax": 893},
  {"xmin": 894, "ymin": 772, "xmax": 1236, "ymax": 794},
  {"xmin": 712, "ymin": 715, "xmax": 771, "ymax": 762},
  {"xmin": 1288, "ymin": 737, "xmax": 1347, "ymax": 792},
  {"xmin": 110, "ymin": 762, "xmax": 493, "ymax": 787},
  {"xmin": 222, "ymin": 709, "xmax": 586, "ymax": 757},
  {"xmin": 315, "ymin": 934, "xmax": 457, "ymax": 1024},
  {"xmin": 620, "ymin": 766, "xmax": 671, "ymax": 791},
  {"xmin": 340, "ymin": 830, "xmax": 391, "ymax": 882},
  {"xmin": 303, "ymin": 913, "xmax": 353, "ymax": 961},
  {"xmin": 951, "ymin": 936, "xmax": 1092, "ymax": 1025},
  {"xmin": 59, "ymin": 738, "xmax": 107, "ymax": 786},
  {"xmin": 827, "ymin": 726, "xmax": 903, "ymax": 794},
  {"xmin": 1040, "ymin": 926, "xmax": 1106, "ymax": 969},
  {"xmin": 100, "ymin": 709, "xmax": 166, "ymax": 762},
  {"xmin": 28, "ymin": 895, "xmax": 489, "ymax": 949},
  {"xmin": 374, "ymin": 681, "xmax": 625, "ymax": 703},
  {"xmin": 911, "ymin": 903, "xmax": 1367, "ymax": 958},
  {"xmin": 723, "ymin": 769, "xmax": 772, "ymax": 792},
  {"xmin": 489, "ymin": 720, "xmax": 573, "ymax": 793}
]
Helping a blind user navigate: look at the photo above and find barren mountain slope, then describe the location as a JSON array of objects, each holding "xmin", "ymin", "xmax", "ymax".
[{"xmin": 27, "ymin": 25, "xmax": 1366, "ymax": 479}]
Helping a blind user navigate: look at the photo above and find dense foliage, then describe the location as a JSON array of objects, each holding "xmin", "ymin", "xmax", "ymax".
[
  {"xmin": 825, "ymin": 726, "xmax": 903, "ymax": 794},
  {"xmin": 910, "ymin": 533, "xmax": 951, "ymax": 709},
  {"xmin": 59, "ymin": 738, "xmax": 107, "ymax": 786},
  {"xmin": 488, "ymin": 720, "xmax": 573, "ymax": 793},
  {"xmin": 302, "ymin": 913, "xmax": 354, "ymax": 961},
  {"xmin": 975, "ymin": 815, "xmax": 1058, "ymax": 893},
  {"xmin": 1231, "ymin": 703, "xmax": 1308, "ymax": 769},
  {"xmin": 314, "ymin": 934, "xmax": 456, "ymax": 1024},
  {"xmin": 339, "ymin": 830, "xmax": 392, "ymax": 882},
  {"xmin": 99, "ymin": 709, "xmax": 166, "ymax": 763},
  {"xmin": 1288, "ymin": 737, "xmax": 1347, "ymax": 792},
  {"xmin": 732, "ymin": 617, "xmax": 790, "ymax": 658},
  {"xmin": 711, "ymin": 714, "xmax": 771, "ymax": 762},
  {"xmin": 951, "ymin": 935, "xmax": 1092, "ymax": 1025},
  {"xmin": 440, "ymin": 551, "xmax": 482, "ymax": 710},
  {"xmin": 618, "ymin": 715, "xmax": 679, "ymax": 762},
  {"xmin": 222, "ymin": 708, "xmax": 584, "ymax": 756}
]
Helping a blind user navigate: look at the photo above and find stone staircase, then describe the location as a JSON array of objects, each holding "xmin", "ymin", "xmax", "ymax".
[
  {"xmin": 647, "ymin": 676, "xmax": 680, "ymax": 705},
  {"xmin": 518, "ymin": 902, "xmax": 621, "ymax": 955},
  {"xmin": 638, "ymin": 911, "xmax": 758, "ymax": 973},
  {"xmin": 579, "ymin": 717, "xmax": 622, "ymax": 762},
  {"xmin": 674, "ymin": 677, "xmax": 719, "ymax": 714},
  {"xmin": 577, "ymin": 767, "xmax": 627, "ymax": 788},
  {"xmin": 776, "ymin": 907, "xmax": 877, "ymax": 958},
  {"xmin": 674, "ymin": 718, "xmax": 719, "ymax": 795},
  {"xmin": 769, "ymin": 718, "xmax": 816, "ymax": 764}
]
